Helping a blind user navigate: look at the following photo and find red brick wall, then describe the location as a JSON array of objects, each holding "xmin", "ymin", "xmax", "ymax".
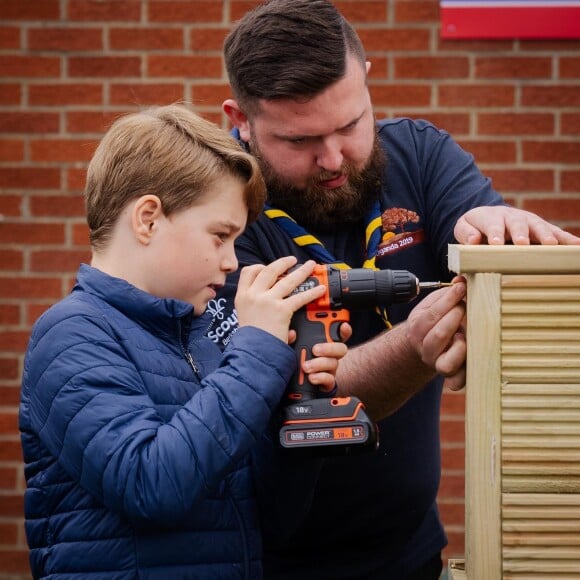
[{"xmin": 1, "ymin": 1, "xmax": 579, "ymax": 577}]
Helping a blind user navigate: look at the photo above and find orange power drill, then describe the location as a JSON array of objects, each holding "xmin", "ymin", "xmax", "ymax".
[{"xmin": 280, "ymin": 264, "xmax": 448, "ymax": 454}]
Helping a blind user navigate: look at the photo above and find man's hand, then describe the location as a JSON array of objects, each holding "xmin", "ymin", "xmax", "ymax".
[
  {"xmin": 405, "ymin": 276, "xmax": 467, "ymax": 391},
  {"xmin": 336, "ymin": 278, "xmax": 467, "ymax": 417},
  {"xmin": 455, "ymin": 206, "xmax": 580, "ymax": 246}
]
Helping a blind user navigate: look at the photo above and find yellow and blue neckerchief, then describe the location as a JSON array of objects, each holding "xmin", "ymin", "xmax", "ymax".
[{"xmin": 264, "ymin": 199, "xmax": 392, "ymax": 327}]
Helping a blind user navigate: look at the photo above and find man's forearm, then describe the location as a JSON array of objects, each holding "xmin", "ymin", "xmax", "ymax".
[{"xmin": 336, "ymin": 322, "xmax": 436, "ymax": 421}]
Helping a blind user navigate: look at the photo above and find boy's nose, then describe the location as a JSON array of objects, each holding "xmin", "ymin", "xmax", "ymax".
[{"xmin": 222, "ymin": 248, "xmax": 238, "ymax": 273}]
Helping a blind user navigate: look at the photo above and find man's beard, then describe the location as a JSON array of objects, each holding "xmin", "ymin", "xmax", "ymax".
[{"xmin": 250, "ymin": 136, "xmax": 386, "ymax": 232}]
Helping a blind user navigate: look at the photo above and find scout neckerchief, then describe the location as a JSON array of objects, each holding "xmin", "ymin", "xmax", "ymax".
[{"xmin": 264, "ymin": 199, "xmax": 392, "ymax": 328}]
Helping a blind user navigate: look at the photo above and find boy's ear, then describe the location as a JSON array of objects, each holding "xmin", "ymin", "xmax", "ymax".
[
  {"xmin": 223, "ymin": 99, "xmax": 251, "ymax": 142},
  {"xmin": 133, "ymin": 195, "xmax": 163, "ymax": 245}
]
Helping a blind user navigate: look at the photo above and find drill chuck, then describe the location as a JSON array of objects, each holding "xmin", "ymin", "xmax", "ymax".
[{"xmin": 326, "ymin": 267, "xmax": 420, "ymax": 309}]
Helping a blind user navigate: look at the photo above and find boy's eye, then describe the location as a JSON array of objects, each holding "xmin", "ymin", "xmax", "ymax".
[{"xmin": 217, "ymin": 230, "xmax": 236, "ymax": 243}]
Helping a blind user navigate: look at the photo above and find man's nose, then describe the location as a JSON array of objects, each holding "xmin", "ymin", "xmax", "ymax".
[{"xmin": 316, "ymin": 137, "xmax": 344, "ymax": 173}]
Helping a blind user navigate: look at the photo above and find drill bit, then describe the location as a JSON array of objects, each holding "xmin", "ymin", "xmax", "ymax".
[{"xmin": 418, "ymin": 281, "xmax": 453, "ymax": 291}]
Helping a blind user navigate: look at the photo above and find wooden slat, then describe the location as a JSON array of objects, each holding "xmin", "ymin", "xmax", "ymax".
[
  {"xmin": 502, "ymin": 356, "xmax": 580, "ymax": 367},
  {"xmin": 502, "ymin": 275, "xmax": 580, "ymax": 288},
  {"xmin": 503, "ymin": 449, "xmax": 580, "ymax": 462},
  {"xmin": 504, "ymin": 520, "xmax": 580, "ymax": 532},
  {"xmin": 503, "ymin": 423, "xmax": 580, "ymax": 435},
  {"xmin": 503, "ymin": 494, "xmax": 580, "ymax": 506},
  {"xmin": 502, "ymin": 477, "xmax": 580, "ymax": 493},
  {"xmin": 502, "ymin": 384, "xmax": 580, "ymax": 396},
  {"xmin": 504, "ymin": 533, "xmax": 580, "ymax": 546},
  {"xmin": 503, "ymin": 506, "xmax": 580, "ymax": 519},
  {"xmin": 502, "ymin": 345, "xmax": 580, "ymax": 354},
  {"xmin": 503, "ymin": 464, "xmax": 580, "ymax": 475},
  {"xmin": 504, "ymin": 574, "xmax": 580, "ymax": 579},
  {"xmin": 503, "ymin": 560, "xmax": 580, "ymax": 573},
  {"xmin": 502, "ymin": 315, "xmax": 580, "ymax": 328},
  {"xmin": 504, "ymin": 546, "xmax": 580, "ymax": 560},
  {"xmin": 502, "ymin": 369, "xmax": 580, "ymax": 382},
  {"xmin": 504, "ymin": 435, "xmax": 580, "ymax": 448},
  {"xmin": 502, "ymin": 289, "xmax": 580, "ymax": 301},
  {"xmin": 465, "ymin": 272, "xmax": 502, "ymax": 579},
  {"xmin": 503, "ymin": 409, "xmax": 580, "ymax": 421},
  {"xmin": 448, "ymin": 244, "xmax": 580, "ymax": 274},
  {"xmin": 503, "ymin": 303, "xmax": 580, "ymax": 314},
  {"xmin": 503, "ymin": 329, "xmax": 580, "ymax": 341},
  {"xmin": 503, "ymin": 395, "xmax": 580, "ymax": 408}
]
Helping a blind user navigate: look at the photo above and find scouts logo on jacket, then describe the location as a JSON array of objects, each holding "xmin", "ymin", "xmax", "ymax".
[
  {"xmin": 376, "ymin": 207, "xmax": 425, "ymax": 257},
  {"xmin": 206, "ymin": 298, "xmax": 239, "ymax": 347}
]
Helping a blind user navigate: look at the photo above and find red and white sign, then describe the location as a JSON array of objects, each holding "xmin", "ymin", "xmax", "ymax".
[{"xmin": 440, "ymin": 1, "xmax": 580, "ymax": 39}]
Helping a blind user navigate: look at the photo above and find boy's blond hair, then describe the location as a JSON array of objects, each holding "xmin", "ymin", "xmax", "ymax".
[{"xmin": 85, "ymin": 104, "xmax": 266, "ymax": 250}]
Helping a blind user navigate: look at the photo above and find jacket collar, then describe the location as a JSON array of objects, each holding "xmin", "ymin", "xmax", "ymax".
[{"xmin": 74, "ymin": 264, "xmax": 198, "ymax": 335}]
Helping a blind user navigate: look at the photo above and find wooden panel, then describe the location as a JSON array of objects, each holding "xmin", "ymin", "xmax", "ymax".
[
  {"xmin": 465, "ymin": 272, "xmax": 502, "ymax": 579},
  {"xmin": 501, "ymin": 276, "xmax": 580, "ymax": 384},
  {"xmin": 502, "ymin": 494, "xmax": 580, "ymax": 576},
  {"xmin": 501, "ymin": 275, "xmax": 580, "ymax": 499},
  {"xmin": 499, "ymin": 274, "xmax": 580, "ymax": 576},
  {"xmin": 449, "ymin": 246, "xmax": 580, "ymax": 579}
]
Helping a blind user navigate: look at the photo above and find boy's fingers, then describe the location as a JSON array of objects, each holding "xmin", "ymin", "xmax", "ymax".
[
  {"xmin": 305, "ymin": 372, "xmax": 336, "ymax": 392},
  {"xmin": 237, "ymin": 263, "xmax": 265, "ymax": 286},
  {"xmin": 250, "ymin": 256, "xmax": 299, "ymax": 290},
  {"xmin": 269, "ymin": 259, "xmax": 318, "ymax": 296},
  {"xmin": 285, "ymin": 284, "xmax": 326, "ymax": 311},
  {"xmin": 310, "ymin": 342, "xmax": 348, "ymax": 359}
]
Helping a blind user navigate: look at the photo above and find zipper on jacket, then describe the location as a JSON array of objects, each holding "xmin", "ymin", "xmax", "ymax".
[
  {"xmin": 184, "ymin": 350, "xmax": 201, "ymax": 380},
  {"xmin": 178, "ymin": 318, "xmax": 202, "ymax": 381}
]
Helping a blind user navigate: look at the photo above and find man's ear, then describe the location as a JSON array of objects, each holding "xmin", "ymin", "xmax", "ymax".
[
  {"xmin": 133, "ymin": 195, "xmax": 163, "ymax": 245},
  {"xmin": 223, "ymin": 99, "xmax": 251, "ymax": 142},
  {"xmin": 366, "ymin": 60, "xmax": 371, "ymax": 74}
]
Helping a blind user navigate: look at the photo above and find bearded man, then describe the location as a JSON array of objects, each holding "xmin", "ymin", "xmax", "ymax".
[{"xmin": 206, "ymin": 1, "xmax": 580, "ymax": 578}]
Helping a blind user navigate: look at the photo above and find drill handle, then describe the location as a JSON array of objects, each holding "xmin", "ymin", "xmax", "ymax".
[{"xmin": 287, "ymin": 307, "xmax": 349, "ymax": 402}]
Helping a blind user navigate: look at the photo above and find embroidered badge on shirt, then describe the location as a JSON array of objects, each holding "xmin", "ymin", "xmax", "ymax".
[
  {"xmin": 206, "ymin": 297, "xmax": 239, "ymax": 346},
  {"xmin": 376, "ymin": 207, "xmax": 425, "ymax": 257}
]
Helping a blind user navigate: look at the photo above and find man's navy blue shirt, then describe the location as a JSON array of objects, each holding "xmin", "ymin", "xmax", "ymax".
[{"xmin": 206, "ymin": 118, "xmax": 504, "ymax": 578}]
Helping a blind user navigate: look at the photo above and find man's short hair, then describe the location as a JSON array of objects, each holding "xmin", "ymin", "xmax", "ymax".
[{"xmin": 224, "ymin": 0, "xmax": 366, "ymax": 116}]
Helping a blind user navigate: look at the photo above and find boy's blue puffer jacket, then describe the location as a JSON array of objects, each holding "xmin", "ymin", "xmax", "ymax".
[{"xmin": 19, "ymin": 264, "xmax": 297, "ymax": 579}]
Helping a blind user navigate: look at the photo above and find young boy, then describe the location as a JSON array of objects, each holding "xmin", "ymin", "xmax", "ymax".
[{"xmin": 19, "ymin": 104, "xmax": 347, "ymax": 579}]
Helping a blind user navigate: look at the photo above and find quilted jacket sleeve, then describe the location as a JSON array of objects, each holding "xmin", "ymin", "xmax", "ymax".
[{"xmin": 21, "ymin": 302, "xmax": 296, "ymax": 524}]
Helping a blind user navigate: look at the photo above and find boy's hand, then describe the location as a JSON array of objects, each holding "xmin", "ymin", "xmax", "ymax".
[
  {"xmin": 299, "ymin": 322, "xmax": 352, "ymax": 393},
  {"xmin": 235, "ymin": 257, "xmax": 327, "ymax": 343}
]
